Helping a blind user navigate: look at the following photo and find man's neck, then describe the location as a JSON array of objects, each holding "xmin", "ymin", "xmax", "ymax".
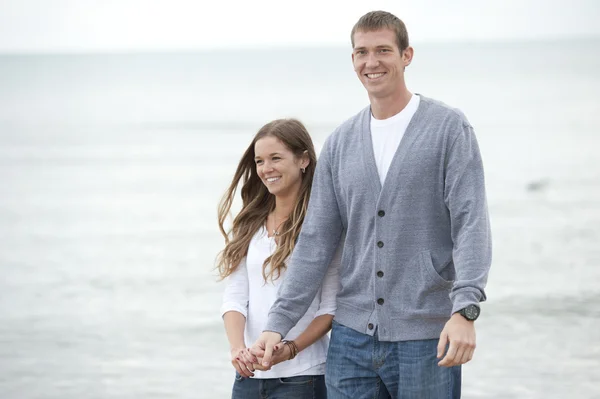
[{"xmin": 370, "ymin": 89, "xmax": 413, "ymax": 120}]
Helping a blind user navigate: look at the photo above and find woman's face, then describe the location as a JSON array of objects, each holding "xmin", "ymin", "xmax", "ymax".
[{"xmin": 254, "ymin": 136, "xmax": 307, "ymax": 199}]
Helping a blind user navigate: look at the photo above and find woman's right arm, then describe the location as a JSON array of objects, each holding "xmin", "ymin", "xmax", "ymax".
[{"xmin": 221, "ymin": 258, "xmax": 256, "ymax": 377}]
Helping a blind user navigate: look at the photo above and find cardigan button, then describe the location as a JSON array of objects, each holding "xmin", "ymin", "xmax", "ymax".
[
  {"xmin": 378, "ymin": 210, "xmax": 385, "ymax": 217},
  {"xmin": 377, "ymin": 298, "xmax": 384, "ymax": 305},
  {"xmin": 377, "ymin": 271, "xmax": 384, "ymax": 278},
  {"xmin": 377, "ymin": 241, "xmax": 384, "ymax": 248},
  {"xmin": 368, "ymin": 323, "xmax": 374, "ymax": 330}
]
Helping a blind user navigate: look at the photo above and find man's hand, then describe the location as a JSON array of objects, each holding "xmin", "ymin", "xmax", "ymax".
[
  {"xmin": 437, "ymin": 313, "xmax": 476, "ymax": 367},
  {"xmin": 230, "ymin": 347, "xmax": 257, "ymax": 378},
  {"xmin": 251, "ymin": 331, "xmax": 282, "ymax": 368},
  {"xmin": 252, "ymin": 343, "xmax": 292, "ymax": 371}
]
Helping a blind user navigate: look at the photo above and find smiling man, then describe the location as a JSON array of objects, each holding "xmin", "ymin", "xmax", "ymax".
[{"xmin": 252, "ymin": 10, "xmax": 492, "ymax": 398}]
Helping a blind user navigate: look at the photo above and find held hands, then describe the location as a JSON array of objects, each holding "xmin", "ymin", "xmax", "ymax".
[
  {"xmin": 250, "ymin": 331, "xmax": 283, "ymax": 369},
  {"xmin": 230, "ymin": 331, "xmax": 297, "ymax": 377},
  {"xmin": 437, "ymin": 313, "xmax": 476, "ymax": 367},
  {"xmin": 229, "ymin": 345, "xmax": 292, "ymax": 375},
  {"xmin": 252, "ymin": 343, "xmax": 292, "ymax": 371}
]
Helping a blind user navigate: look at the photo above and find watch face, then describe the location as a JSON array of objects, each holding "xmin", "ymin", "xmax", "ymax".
[{"xmin": 464, "ymin": 305, "xmax": 480, "ymax": 320}]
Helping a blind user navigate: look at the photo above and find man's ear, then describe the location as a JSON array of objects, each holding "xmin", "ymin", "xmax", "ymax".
[{"xmin": 403, "ymin": 46, "xmax": 414, "ymax": 67}]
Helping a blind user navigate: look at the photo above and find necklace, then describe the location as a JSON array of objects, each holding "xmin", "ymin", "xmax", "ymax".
[{"xmin": 271, "ymin": 210, "xmax": 286, "ymax": 237}]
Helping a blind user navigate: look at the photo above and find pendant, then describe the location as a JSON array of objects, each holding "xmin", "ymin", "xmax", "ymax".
[{"xmin": 273, "ymin": 229, "xmax": 280, "ymax": 236}]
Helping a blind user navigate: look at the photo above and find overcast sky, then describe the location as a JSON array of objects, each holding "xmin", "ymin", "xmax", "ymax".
[{"xmin": 0, "ymin": 0, "xmax": 598, "ymax": 52}]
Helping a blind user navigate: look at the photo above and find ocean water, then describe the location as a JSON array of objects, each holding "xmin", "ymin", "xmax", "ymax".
[{"xmin": 0, "ymin": 39, "xmax": 599, "ymax": 398}]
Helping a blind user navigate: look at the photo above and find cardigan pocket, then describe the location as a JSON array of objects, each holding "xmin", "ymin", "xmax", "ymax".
[
  {"xmin": 391, "ymin": 251, "xmax": 453, "ymax": 319},
  {"xmin": 420, "ymin": 251, "xmax": 454, "ymax": 289}
]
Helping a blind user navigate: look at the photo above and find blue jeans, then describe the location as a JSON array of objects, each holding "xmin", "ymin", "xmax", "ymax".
[
  {"xmin": 325, "ymin": 321, "xmax": 461, "ymax": 399},
  {"xmin": 232, "ymin": 373, "xmax": 327, "ymax": 399}
]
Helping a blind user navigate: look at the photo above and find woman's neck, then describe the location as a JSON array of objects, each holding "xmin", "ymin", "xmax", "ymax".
[{"xmin": 273, "ymin": 194, "xmax": 296, "ymax": 219}]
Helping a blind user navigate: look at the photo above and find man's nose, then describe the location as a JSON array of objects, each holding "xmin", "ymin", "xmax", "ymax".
[{"xmin": 365, "ymin": 53, "xmax": 379, "ymax": 68}]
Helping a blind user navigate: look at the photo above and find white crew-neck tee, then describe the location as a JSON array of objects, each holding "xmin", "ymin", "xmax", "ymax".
[{"xmin": 370, "ymin": 94, "xmax": 420, "ymax": 185}]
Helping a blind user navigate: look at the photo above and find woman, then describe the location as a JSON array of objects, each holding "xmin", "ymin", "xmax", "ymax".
[{"xmin": 217, "ymin": 119, "xmax": 340, "ymax": 398}]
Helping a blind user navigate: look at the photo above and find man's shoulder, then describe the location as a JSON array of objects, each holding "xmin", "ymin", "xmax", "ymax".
[
  {"xmin": 419, "ymin": 95, "xmax": 471, "ymax": 128},
  {"xmin": 328, "ymin": 105, "xmax": 370, "ymax": 143},
  {"xmin": 317, "ymin": 107, "xmax": 368, "ymax": 163}
]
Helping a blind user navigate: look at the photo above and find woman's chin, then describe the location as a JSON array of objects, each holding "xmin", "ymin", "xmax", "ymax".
[{"xmin": 266, "ymin": 187, "xmax": 280, "ymax": 196}]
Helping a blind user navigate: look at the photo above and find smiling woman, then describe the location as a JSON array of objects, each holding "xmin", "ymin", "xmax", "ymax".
[
  {"xmin": 215, "ymin": 118, "xmax": 341, "ymax": 399},
  {"xmin": 254, "ymin": 136, "xmax": 307, "ymax": 203},
  {"xmin": 217, "ymin": 119, "xmax": 317, "ymax": 282}
]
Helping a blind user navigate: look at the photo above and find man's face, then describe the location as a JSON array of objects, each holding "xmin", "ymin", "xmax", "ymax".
[{"xmin": 352, "ymin": 28, "xmax": 411, "ymax": 99}]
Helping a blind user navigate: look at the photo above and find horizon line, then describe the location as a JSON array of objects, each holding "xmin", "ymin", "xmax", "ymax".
[{"xmin": 0, "ymin": 34, "xmax": 598, "ymax": 56}]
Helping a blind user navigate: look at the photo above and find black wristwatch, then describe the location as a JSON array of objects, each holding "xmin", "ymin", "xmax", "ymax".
[{"xmin": 457, "ymin": 304, "xmax": 480, "ymax": 321}]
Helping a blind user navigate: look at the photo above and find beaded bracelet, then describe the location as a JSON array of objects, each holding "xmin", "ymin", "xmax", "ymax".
[{"xmin": 282, "ymin": 340, "xmax": 299, "ymax": 360}]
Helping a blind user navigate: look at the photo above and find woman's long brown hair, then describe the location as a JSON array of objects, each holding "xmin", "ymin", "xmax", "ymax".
[{"xmin": 216, "ymin": 119, "xmax": 317, "ymax": 282}]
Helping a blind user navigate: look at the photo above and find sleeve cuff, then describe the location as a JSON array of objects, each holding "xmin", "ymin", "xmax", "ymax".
[
  {"xmin": 450, "ymin": 289, "xmax": 482, "ymax": 315},
  {"xmin": 264, "ymin": 312, "xmax": 295, "ymax": 338},
  {"xmin": 220, "ymin": 302, "xmax": 248, "ymax": 319},
  {"xmin": 314, "ymin": 307, "xmax": 336, "ymax": 318}
]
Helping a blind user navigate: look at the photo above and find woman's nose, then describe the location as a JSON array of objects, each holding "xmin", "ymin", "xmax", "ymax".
[{"xmin": 263, "ymin": 161, "xmax": 274, "ymax": 171}]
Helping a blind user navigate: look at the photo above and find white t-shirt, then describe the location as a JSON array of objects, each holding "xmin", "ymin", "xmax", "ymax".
[
  {"xmin": 220, "ymin": 227, "xmax": 341, "ymax": 379},
  {"xmin": 370, "ymin": 94, "xmax": 420, "ymax": 185}
]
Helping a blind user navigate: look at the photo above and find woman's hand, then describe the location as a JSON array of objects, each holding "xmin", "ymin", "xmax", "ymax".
[{"xmin": 230, "ymin": 347, "xmax": 258, "ymax": 378}]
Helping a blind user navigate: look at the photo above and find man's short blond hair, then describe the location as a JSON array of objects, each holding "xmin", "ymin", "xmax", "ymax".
[{"xmin": 351, "ymin": 10, "xmax": 409, "ymax": 52}]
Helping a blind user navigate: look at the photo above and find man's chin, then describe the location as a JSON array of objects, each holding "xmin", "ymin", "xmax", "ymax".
[
  {"xmin": 366, "ymin": 88, "xmax": 388, "ymax": 98},
  {"xmin": 363, "ymin": 81, "xmax": 386, "ymax": 93}
]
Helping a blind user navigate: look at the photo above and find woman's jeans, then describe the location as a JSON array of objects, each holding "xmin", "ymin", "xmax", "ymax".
[{"xmin": 232, "ymin": 373, "xmax": 326, "ymax": 399}]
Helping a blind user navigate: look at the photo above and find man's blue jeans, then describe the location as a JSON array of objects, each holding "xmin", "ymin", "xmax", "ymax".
[{"xmin": 325, "ymin": 321, "xmax": 461, "ymax": 399}]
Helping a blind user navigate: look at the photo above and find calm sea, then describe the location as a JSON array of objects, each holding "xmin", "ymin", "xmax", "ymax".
[{"xmin": 1, "ymin": 39, "xmax": 599, "ymax": 398}]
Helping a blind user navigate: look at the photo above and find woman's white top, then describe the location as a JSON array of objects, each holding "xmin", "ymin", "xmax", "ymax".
[{"xmin": 220, "ymin": 226, "xmax": 341, "ymax": 378}]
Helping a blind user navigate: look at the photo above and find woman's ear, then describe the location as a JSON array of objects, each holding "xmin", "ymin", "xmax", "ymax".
[{"xmin": 300, "ymin": 150, "xmax": 310, "ymax": 169}]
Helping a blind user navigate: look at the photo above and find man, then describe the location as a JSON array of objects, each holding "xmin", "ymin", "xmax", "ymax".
[{"xmin": 252, "ymin": 10, "xmax": 492, "ymax": 398}]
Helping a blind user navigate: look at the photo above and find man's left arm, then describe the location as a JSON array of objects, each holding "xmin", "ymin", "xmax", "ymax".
[{"xmin": 438, "ymin": 120, "xmax": 492, "ymax": 367}]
